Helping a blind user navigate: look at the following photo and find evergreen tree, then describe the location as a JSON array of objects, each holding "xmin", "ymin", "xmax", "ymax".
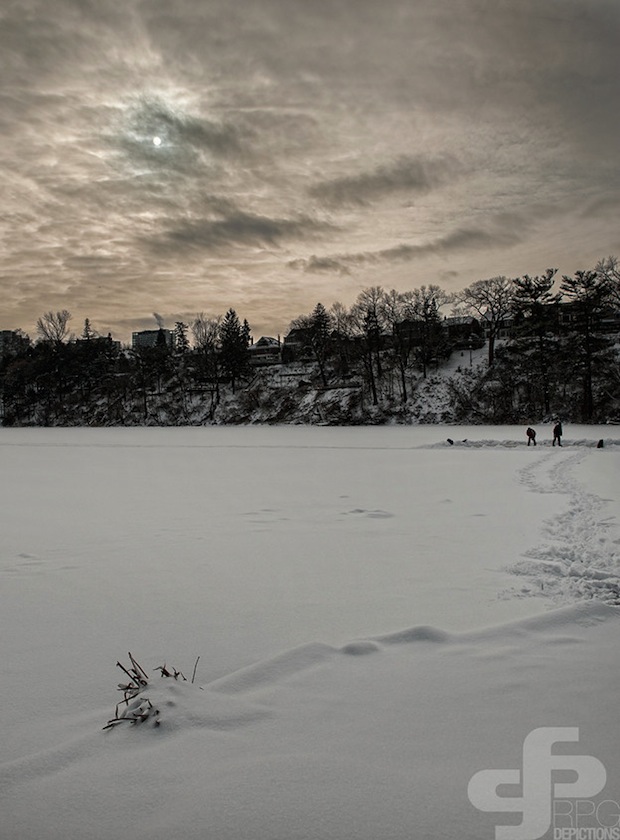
[
  {"xmin": 242, "ymin": 319, "xmax": 252, "ymax": 348},
  {"xmin": 511, "ymin": 269, "xmax": 560, "ymax": 415},
  {"xmin": 309, "ymin": 303, "xmax": 332, "ymax": 387},
  {"xmin": 82, "ymin": 318, "xmax": 96, "ymax": 341},
  {"xmin": 174, "ymin": 322, "xmax": 190, "ymax": 355},
  {"xmin": 219, "ymin": 309, "xmax": 250, "ymax": 393},
  {"xmin": 410, "ymin": 285, "xmax": 451, "ymax": 379},
  {"xmin": 170, "ymin": 322, "xmax": 190, "ymax": 418},
  {"xmin": 560, "ymin": 270, "xmax": 613, "ymax": 421}
]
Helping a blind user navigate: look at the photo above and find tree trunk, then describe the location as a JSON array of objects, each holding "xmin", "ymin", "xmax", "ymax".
[
  {"xmin": 487, "ymin": 332, "xmax": 496, "ymax": 367},
  {"xmin": 399, "ymin": 361, "xmax": 408, "ymax": 403},
  {"xmin": 366, "ymin": 349, "xmax": 378, "ymax": 405}
]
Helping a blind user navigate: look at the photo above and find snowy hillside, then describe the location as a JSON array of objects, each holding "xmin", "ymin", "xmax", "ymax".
[{"xmin": 211, "ymin": 345, "xmax": 492, "ymax": 425}]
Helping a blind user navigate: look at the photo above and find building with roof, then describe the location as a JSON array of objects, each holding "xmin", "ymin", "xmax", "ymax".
[{"xmin": 131, "ymin": 329, "xmax": 174, "ymax": 350}]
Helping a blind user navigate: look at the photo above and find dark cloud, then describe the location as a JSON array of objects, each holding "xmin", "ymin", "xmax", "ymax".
[
  {"xmin": 290, "ymin": 222, "xmax": 525, "ymax": 273},
  {"xmin": 151, "ymin": 206, "xmax": 337, "ymax": 254},
  {"xmin": 288, "ymin": 255, "xmax": 351, "ymax": 275},
  {"xmin": 433, "ymin": 226, "xmax": 525, "ymax": 255},
  {"xmin": 308, "ymin": 155, "xmax": 462, "ymax": 207}
]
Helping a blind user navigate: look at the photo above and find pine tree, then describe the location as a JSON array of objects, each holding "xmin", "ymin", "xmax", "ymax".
[
  {"xmin": 219, "ymin": 309, "xmax": 250, "ymax": 393},
  {"xmin": 82, "ymin": 318, "xmax": 96, "ymax": 341},
  {"xmin": 309, "ymin": 302, "xmax": 331, "ymax": 387},
  {"xmin": 241, "ymin": 319, "xmax": 252, "ymax": 348},
  {"xmin": 174, "ymin": 322, "xmax": 190, "ymax": 355},
  {"xmin": 156, "ymin": 328, "xmax": 168, "ymax": 349},
  {"xmin": 511, "ymin": 269, "xmax": 560, "ymax": 415},
  {"xmin": 560, "ymin": 270, "xmax": 613, "ymax": 421},
  {"xmin": 410, "ymin": 285, "xmax": 451, "ymax": 379}
]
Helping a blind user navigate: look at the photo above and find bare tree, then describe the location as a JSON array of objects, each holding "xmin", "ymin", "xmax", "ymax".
[
  {"xmin": 329, "ymin": 301, "xmax": 356, "ymax": 377},
  {"xmin": 595, "ymin": 255, "xmax": 620, "ymax": 307},
  {"xmin": 381, "ymin": 289, "xmax": 415, "ymax": 400},
  {"xmin": 192, "ymin": 313, "xmax": 222, "ymax": 406},
  {"xmin": 191, "ymin": 313, "xmax": 221, "ymax": 351},
  {"xmin": 351, "ymin": 287, "xmax": 386, "ymax": 405},
  {"xmin": 457, "ymin": 277, "xmax": 514, "ymax": 366},
  {"xmin": 36, "ymin": 310, "xmax": 72, "ymax": 345},
  {"xmin": 352, "ymin": 286, "xmax": 386, "ymax": 327}
]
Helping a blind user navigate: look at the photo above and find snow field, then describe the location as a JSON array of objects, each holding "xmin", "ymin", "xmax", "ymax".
[{"xmin": 1, "ymin": 425, "xmax": 619, "ymax": 839}]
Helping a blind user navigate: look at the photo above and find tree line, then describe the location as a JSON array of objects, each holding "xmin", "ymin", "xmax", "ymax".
[
  {"xmin": 0, "ymin": 308, "xmax": 253, "ymax": 425},
  {"xmin": 286, "ymin": 259, "xmax": 619, "ymax": 421},
  {"xmin": 1, "ymin": 257, "xmax": 619, "ymax": 425}
]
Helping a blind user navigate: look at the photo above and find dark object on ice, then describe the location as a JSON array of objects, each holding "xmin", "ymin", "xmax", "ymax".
[
  {"xmin": 447, "ymin": 438, "xmax": 454, "ymax": 445},
  {"xmin": 526, "ymin": 427, "xmax": 537, "ymax": 446},
  {"xmin": 597, "ymin": 439, "xmax": 604, "ymax": 449},
  {"xmin": 552, "ymin": 421, "xmax": 563, "ymax": 446}
]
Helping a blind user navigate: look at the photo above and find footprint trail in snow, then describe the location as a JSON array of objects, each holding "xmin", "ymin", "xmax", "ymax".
[{"xmin": 507, "ymin": 449, "xmax": 620, "ymax": 604}]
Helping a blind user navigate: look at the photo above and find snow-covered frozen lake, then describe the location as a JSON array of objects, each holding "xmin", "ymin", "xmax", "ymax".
[{"xmin": 1, "ymin": 425, "xmax": 619, "ymax": 839}]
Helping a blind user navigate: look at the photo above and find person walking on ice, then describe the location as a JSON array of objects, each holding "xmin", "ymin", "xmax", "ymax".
[
  {"xmin": 526, "ymin": 427, "xmax": 537, "ymax": 446},
  {"xmin": 553, "ymin": 420, "xmax": 563, "ymax": 447}
]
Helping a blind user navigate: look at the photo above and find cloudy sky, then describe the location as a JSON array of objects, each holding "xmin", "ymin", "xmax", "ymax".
[{"xmin": 1, "ymin": 0, "xmax": 619, "ymax": 342}]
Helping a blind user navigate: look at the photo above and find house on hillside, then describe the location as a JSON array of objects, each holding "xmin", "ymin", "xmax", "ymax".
[
  {"xmin": 557, "ymin": 301, "xmax": 620, "ymax": 335},
  {"xmin": 282, "ymin": 327, "xmax": 314, "ymax": 363},
  {"xmin": 75, "ymin": 334, "xmax": 122, "ymax": 352},
  {"xmin": 393, "ymin": 319, "xmax": 426, "ymax": 346},
  {"xmin": 0, "ymin": 330, "xmax": 30, "ymax": 355},
  {"xmin": 248, "ymin": 336, "xmax": 281, "ymax": 366},
  {"xmin": 442, "ymin": 316, "xmax": 485, "ymax": 349},
  {"xmin": 131, "ymin": 329, "xmax": 174, "ymax": 350},
  {"xmin": 479, "ymin": 312, "xmax": 517, "ymax": 341},
  {"xmin": 599, "ymin": 308, "xmax": 620, "ymax": 334}
]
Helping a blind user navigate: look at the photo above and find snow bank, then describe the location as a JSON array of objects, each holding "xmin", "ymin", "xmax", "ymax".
[{"xmin": 1, "ymin": 603, "xmax": 619, "ymax": 840}]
